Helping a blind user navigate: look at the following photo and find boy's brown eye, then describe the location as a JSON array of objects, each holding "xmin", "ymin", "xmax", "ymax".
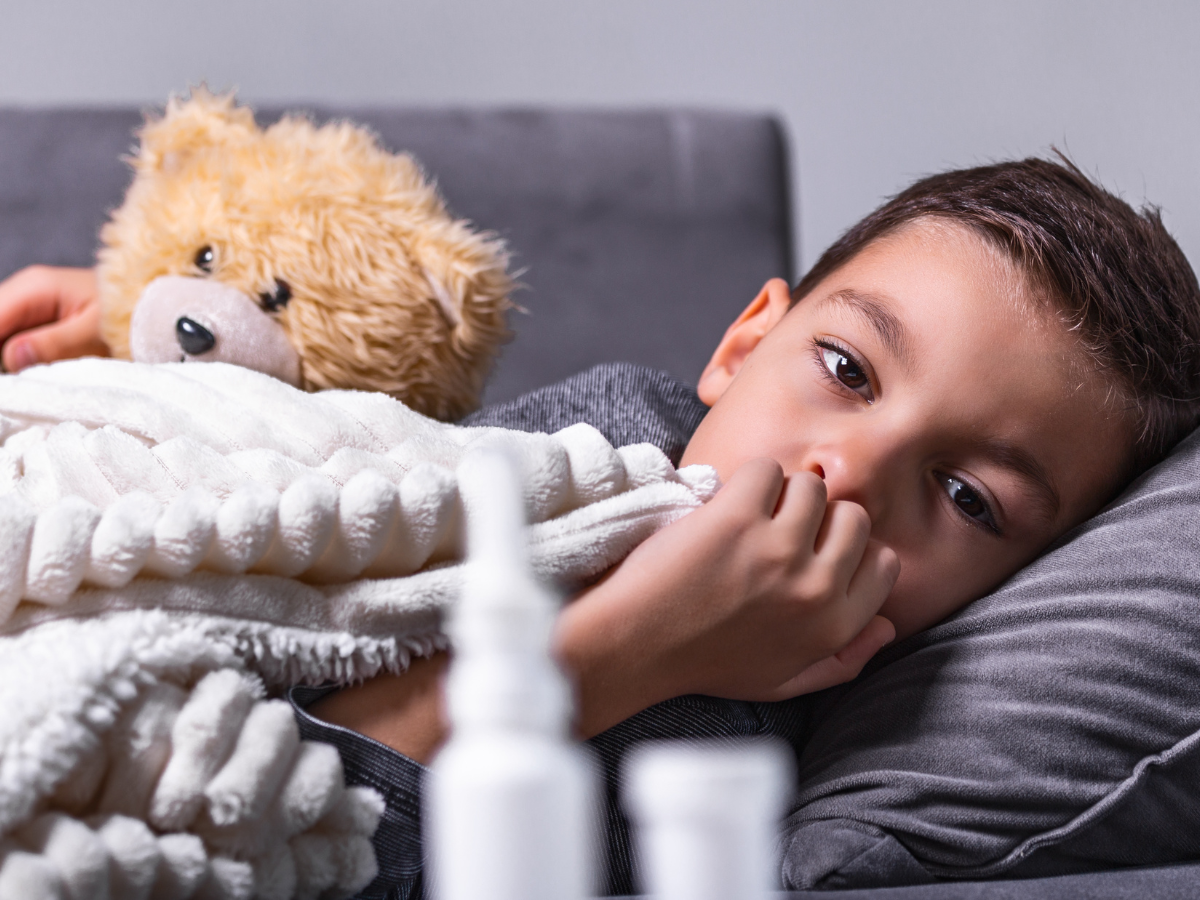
[
  {"xmin": 194, "ymin": 245, "xmax": 215, "ymax": 274},
  {"xmin": 818, "ymin": 344, "xmax": 873, "ymax": 399},
  {"xmin": 942, "ymin": 475, "xmax": 998, "ymax": 532},
  {"xmin": 952, "ymin": 483, "xmax": 984, "ymax": 516},
  {"xmin": 834, "ymin": 355, "xmax": 866, "ymax": 388}
]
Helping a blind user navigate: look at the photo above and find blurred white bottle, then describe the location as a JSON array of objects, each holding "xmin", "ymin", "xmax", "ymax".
[
  {"xmin": 626, "ymin": 741, "xmax": 793, "ymax": 900},
  {"xmin": 426, "ymin": 450, "xmax": 594, "ymax": 900}
]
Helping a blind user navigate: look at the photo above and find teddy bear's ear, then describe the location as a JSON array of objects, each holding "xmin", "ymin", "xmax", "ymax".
[{"xmin": 135, "ymin": 87, "xmax": 259, "ymax": 174}]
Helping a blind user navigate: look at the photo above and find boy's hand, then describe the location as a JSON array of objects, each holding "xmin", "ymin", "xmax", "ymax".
[
  {"xmin": 556, "ymin": 458, "xmax": 899, "ymax": 737},
  {"xmin": 0, "ymin": 265, "xmax": 108, "ymax": 372},
  {"xmin": 311, "ymin": 459, "xmax": 898, "ymax": 756}
]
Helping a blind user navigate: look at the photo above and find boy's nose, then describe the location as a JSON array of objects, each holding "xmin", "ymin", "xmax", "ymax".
[{"xmin": 803, "ymin": 440, "xmax": 896, "ymax": 525}]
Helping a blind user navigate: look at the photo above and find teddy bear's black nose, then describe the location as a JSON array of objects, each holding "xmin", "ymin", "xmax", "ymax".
[{"xmin": 176, "ymin": 317, "xmax": 216, "ymax": 356}]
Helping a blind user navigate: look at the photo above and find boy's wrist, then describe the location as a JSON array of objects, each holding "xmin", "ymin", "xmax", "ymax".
[{"xmin": 555, "ymin": 579, "xmax": 683, "ymax": 738}]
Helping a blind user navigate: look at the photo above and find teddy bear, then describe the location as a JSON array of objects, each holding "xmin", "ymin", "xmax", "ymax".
[{"xmin": 96, "ymin": 90, "xmax": 513, "ymax": 421}]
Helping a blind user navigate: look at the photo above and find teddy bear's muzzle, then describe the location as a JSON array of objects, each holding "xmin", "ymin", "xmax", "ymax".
[{"xmin": 129, "ymin": 275, "xmax": 303, "ymax": 386}]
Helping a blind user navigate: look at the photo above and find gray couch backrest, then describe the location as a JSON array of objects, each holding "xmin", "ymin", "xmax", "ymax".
[{"xmin": 0, "ymin": 106, "xmax": 792, "ymax": 403}]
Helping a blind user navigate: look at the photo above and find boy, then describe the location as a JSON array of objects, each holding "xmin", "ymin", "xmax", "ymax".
[{"xmin": 2, "ymin": 157, "xmax": 1198, "ymax": 897}]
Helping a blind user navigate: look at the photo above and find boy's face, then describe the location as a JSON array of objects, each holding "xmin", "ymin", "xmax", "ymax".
[{"xmin": 681, "ymin": 219, "xmax": 1130, "ymax": 640}]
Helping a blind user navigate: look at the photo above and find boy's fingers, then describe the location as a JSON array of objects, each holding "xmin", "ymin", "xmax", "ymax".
[
  {"xmin": 812, "ymin": 499, "xmax": 873, "ymax": 587},
  {"xmin": 718, "ymin": 458, "xmax": 785, "ymax": 517},
  {"xmin": 846, "ymin": 540, "xmax": 900, "ymax": 619},
  {"xmin": 770, "ymin": 615, "xmax": 896, "ymax": 698},
  {"xmin": 771, "ymin": 471, "xmax": 828, "ymax": 546},
  {"xmin": 809, "ymin": 537, "xmax": 895, "ymax": 657},
  {"xmin": 0, "ymin": 265, "xmax": 100, "ymax": 343},
  {"xmin": 1, "ymin": 312, "xmax": 109, "ymax": 371},
  {"xmin": 843, "ymin": 613, "xmax": 896, "ymax": 662},
  {"xmin": 0, "ymin": 274, "xmax": 62, "ymax": 341}
]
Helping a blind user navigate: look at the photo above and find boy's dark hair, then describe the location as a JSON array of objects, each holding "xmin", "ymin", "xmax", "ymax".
[{"xmin": 792, "ymin": 157, "xmax": 1200, "ymax": 477}]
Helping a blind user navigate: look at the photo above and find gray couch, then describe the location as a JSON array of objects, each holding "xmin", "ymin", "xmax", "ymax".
[{"xmin": 4, "ymin": 104, "xmax": 1200, "ymax": 900}]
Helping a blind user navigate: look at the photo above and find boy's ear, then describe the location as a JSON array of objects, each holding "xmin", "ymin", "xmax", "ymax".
[{"xmin": 697, "ymin": 278, "xmax": 793, "ymax": 406}]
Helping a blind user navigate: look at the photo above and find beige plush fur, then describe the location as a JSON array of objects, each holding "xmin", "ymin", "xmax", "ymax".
[{"xmin": 97, "ymin": 90, "xmax": 512, "ymax": 421}]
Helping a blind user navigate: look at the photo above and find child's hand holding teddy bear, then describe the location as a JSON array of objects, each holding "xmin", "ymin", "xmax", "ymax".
[{"xmin": 0, "ymin": 264, "xmax": 105, "ymax": 373}]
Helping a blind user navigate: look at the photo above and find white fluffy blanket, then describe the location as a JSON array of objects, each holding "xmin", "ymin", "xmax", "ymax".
[{"xmin": 0, "ymin": 359, "xmax": 718, "ymax": 900}]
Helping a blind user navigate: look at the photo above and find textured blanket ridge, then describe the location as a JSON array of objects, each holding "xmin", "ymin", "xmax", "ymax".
[{"xmin": 0, "ymin": 359, "xmax": 719, "ymax": 899}]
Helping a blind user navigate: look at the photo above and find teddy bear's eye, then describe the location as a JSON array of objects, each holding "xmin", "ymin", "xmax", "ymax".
[
  {"xmin": 194, "ymin": 245, "xmax": 215, "ymax": 274},
  {"xmin": 260, "ymin": 279, "xmax": 292, "ymax": 312}
]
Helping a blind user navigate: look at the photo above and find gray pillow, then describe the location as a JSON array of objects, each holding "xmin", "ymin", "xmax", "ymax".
[{"xmin": 782, "ymin": 426, "xmax": 1200, "ymax": 890}]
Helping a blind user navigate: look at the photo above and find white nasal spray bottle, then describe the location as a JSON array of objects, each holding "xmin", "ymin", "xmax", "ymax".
[
  {"xmin": 427, "ymin": 450, "xmax": 594, "ymax": 900},
  {"xmin": 626, "ymin": 741, "xmax": 792, "ymax": 900}
]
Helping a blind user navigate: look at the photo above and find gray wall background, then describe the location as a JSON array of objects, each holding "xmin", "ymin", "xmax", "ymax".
[{"xmin": 2, "ymin": 0, "xmax": 1196, "ymax": 275}]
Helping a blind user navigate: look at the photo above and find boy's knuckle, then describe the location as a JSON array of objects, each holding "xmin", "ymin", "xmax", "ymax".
[
  {"xmin": 799, "ymin": 568, "xmax": 838, "ymax": 602},
  {"xmin": 764, "ymin": 531, "xmax": 796, "ymax": 562},
  {"xmin": 879, "ymin": 545, "xmax": 901, "ymax": 580},
  {"xmin": 22, "ymin": 264, "xmax": 51, "ymax": 284},
  {"xmin": 738, "ymin": 457, "xmax": 779, "ymax": 487},
  {"xmin": 824, "ymin": 618, "xmax": 858, "ymax": 651},
  {"xmin": 792, "ymin": 471, "xmax": 827, "ymax": 504},
  {"xmin": 715, "ymin": 500, "xmax": 760, "ymax": 534},
  {"xmin": 756, "ymin": 457, "xmax": 785, "ymax": 478},
  {"xmin": 842, "ymin": 501, "xmax": 871, "ymax": 534}
]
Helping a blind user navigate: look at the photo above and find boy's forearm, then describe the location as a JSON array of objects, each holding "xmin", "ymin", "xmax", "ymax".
[{"xmin": 308, "ymin": 652, "xmax": 450, "ymax": 764}]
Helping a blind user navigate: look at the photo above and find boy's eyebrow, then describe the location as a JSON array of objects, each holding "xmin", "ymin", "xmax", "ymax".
[
  {"xmin": 976, "ymin": 437, "xmax": 1061, "ymax": 522},
  {"xmin": 822, "ymin": 289, "xmax": 914, "ymax": 371}
]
